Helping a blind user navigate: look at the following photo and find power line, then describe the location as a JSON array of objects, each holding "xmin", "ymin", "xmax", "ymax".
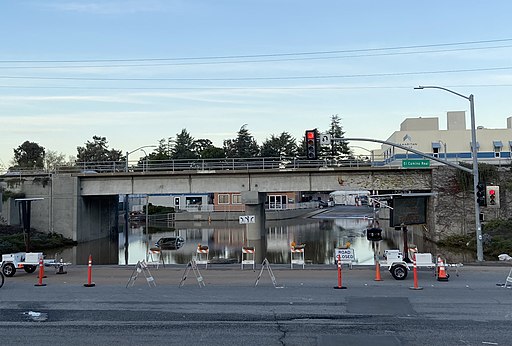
[
  {"xmin": 0, "ymin": 84, "xmax": 511, "ymax": 91},
  {"xmin": 0, "ymin": 38, "xmax": 511, "ymax": 64},
  {"xmin": 1, "ymin": 66, "xmax": 511, "ymax": 82},
  {"xmin": 0, "ymin": 44, "xmax": 511, "ymax": 69}
]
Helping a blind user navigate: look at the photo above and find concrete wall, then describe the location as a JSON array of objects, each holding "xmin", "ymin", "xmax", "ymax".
[{"xmin": 3, "ymin": 166, "xmax": 511, "ymax": 243}]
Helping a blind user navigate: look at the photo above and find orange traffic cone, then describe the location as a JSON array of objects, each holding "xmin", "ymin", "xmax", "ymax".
[
  {"xmin": 374, "ymin": 260, "xmax": 383, "ymax": 281},
  {"xmin": 437, "ymin": 256, "xmax": 449, "ymax": 282}
]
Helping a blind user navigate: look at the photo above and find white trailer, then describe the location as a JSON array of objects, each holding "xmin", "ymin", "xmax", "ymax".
[
  {"xmin": 381, "ymin": 249, "xmax": 436, "ymax": 280},
  {"xmin": 1, "ymin": 252, "xmax": 43, "ymax": 277}
]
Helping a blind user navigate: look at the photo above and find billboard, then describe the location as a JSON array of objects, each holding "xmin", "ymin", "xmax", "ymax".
[{"xmin": 389, "ymin": 196, "xmax": 427, "ymax": 227}]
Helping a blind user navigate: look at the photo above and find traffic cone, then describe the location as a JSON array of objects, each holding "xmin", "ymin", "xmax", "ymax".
[
  {"xmin": 34, "ymin": 258, "xmax": 47, "ymax": 287},
  {"xmin": 437, "ymin": 257, "xmax": 449, "ymax": 281},
  {"xmin": 374, "ymin": 260, "xmax": 383, "ymax": 281},
  {"xmin": 83, "ymin": 254, "xmax": 96, "ymax": 287}
]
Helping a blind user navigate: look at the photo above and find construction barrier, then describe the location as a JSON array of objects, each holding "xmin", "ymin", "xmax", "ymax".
[
  {"xmin": 196, "ymin": 244, "xmax": 209, "ymax": 269},
  {"xmin": 34, "ymin": 258, "xmax": 47, "ymax": 287},
  {"xmin": 147, "ymin": 248, "xmax": 165, "ymax": 269},
  {"xmin": 333, "ymin": 254, "xmax": 347, "ymax": 289},
  {"xmin": 241, "ymin": 246, "xmax": 255, "ymax": 270},
  {"xmin": 436, "ymin": 256, "xmax": 449, "ymax": 281},
  {"xmin": 409, "ymin": 253, "xmax": 423, "ymax": 290},
  {"xmin": 374, "ymin": 258, "xmax": 383, "ymax": 281},
  {"xmin": 179, "ymin": 259, "xmax": 205, "ymax": 288},
  {"xmin": 254, "ymin": 258, "xmax": 282, "ymax": 288},
  {"xmin": 127, "ymin": 260, "xmax": 156, "ymax": 288},
  {"xmin": 290, "ymin": 244, "xmax": 305, "ymax": 269},
  {"xmin": 83, "ymin": 254, "xmax": 95, "ymax": 287}
]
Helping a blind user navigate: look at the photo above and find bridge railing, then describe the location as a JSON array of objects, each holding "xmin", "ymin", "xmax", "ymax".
[{"xmin": 52, "ymin": 156, "xmax": 376, "ymax": 174}]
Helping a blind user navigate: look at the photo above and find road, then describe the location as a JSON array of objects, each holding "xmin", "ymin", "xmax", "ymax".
[{"xmin": 0, "ymin": 263, "xmax": 511, "ymax": 345}]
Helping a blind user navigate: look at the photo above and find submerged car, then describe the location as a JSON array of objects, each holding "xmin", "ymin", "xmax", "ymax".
[{"xmin": 155, "ymin": 236, "xmax": 185, "ymax": 250}]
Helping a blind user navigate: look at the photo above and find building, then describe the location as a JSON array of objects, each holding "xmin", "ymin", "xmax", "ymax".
[{"xmin": 373, "ymin": 112, "xmax": 512, "ymax": 166}]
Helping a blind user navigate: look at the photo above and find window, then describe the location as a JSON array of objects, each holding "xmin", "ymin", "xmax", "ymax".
[
  {"xmin": 218, "ymin": 194, "xmax": 230, "ymax": 204},
  {"xmin": 232, "ymin": 194, "xmax": 242, "ymax": 204},
  {"xmin": 431, "ymin": 142, "xmax": 441, "ymax": 158},
  {"xmin": 493, "ymin": 141, "xmax": 503, "ymax": 158}
]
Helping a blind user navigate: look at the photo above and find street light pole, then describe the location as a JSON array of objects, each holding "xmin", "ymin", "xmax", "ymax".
[
  {"xmin": 415, "ymin": 85, "xmax": 483, "ymax": 261},
  {"xmin": 125, "ymin": 145, "xmax": 157, "ymax": 172}
]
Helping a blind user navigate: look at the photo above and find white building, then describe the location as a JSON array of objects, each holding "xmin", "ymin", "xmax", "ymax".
[{"xmin": 373, "ymin": 111, "xmax": 512, "ymax": 166}]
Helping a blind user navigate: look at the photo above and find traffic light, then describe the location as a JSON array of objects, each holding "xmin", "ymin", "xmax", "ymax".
[
  {"xmin": 486, "ymin": 186, "xmax": 500, "ymax": 208},
  {"xmin": 305, "ymin": 130, "xmax": 318, "ymax": 159},
  {"xmin": 476, "ymin": 183, "xmax": 486, "ymax": 206}
]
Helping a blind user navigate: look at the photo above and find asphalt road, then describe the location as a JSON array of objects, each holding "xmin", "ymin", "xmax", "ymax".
[{"xmin": 1, "ymin": 263, "xmax": 511, "ymax": 345}]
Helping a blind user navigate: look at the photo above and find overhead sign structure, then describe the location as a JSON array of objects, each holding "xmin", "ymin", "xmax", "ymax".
[
  {"xmin": 320, "ymin": 133, "xmax": 331, "ymax": 145},
  {"xmin": 402, "ymin": 159, "xmax": 430, "ymax": 168},
  {"xmin": 239, "ymin": 215, "xmax": 256, "ymax": 224}
]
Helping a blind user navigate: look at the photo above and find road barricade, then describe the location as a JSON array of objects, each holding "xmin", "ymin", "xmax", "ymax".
[
  {"xmin": 196, "ymin": 244, "xmax": 209, "ymax": 269},
  {"xmin": 241, "ymin": 247, "xmax": 255, "ymax": 270},
  {"xmin": 290, "ymin": 244, "xmax": 305, "ymax": 269}
]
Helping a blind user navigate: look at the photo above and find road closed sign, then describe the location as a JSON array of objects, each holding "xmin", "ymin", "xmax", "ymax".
[{"xmin": 334, "ymin": 248, "xmax": 355, "ymax": 264}]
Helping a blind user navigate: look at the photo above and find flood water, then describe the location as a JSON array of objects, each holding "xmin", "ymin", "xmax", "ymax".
[{"xmin": 58, "ymin": 206, "xmax": 476, "ymax": 265}]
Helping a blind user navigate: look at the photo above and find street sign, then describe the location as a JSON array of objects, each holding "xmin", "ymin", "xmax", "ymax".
[
  {"xmin": 239, "ymin": 215, "xmax": 256, "ymax": 224},
  {"xmin": 334, "ymin": 248, "xmax": 355, "ymax": 264},
  {"xmin": 320, "ymin": 133, "xmax": 331, "ymax": 145},
  {"xmin": 402, "ymin": 159, "xmax": 430, "ymax": 168}
]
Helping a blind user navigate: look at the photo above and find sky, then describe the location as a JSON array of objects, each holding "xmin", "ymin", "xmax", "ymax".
[{"xmin": 1, "ymin": 0, "xmax": 512, "ymax": 169}]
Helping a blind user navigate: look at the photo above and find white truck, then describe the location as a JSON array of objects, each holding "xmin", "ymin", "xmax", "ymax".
[{"xmin": 1, "ymin": 252, "xmax": 43, "ymax": 277}]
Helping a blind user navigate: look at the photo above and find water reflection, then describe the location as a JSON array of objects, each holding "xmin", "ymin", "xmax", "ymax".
[
  {"xmin": 61, "ymin": 208, "xmax": 476, "ymax": 265},
  {"xmin": 116, "ymin": 217, "xmax": 416, "ymax": 266}
]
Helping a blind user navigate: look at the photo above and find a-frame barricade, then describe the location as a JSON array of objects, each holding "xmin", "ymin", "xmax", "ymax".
[
  {"xmin": 179, "ymin": 259, "xmax": 205, "ymax": 288},
  {"xmin": 254, "ymin": 258, "xmax": 283, "ymax": 288},
  {"xmin": 126, "ymin": 260, "xmax": 156, "ymax": 288},
  {"xmin": 504, "ymin": 267, "xmax": 512, "ymax": 288}
]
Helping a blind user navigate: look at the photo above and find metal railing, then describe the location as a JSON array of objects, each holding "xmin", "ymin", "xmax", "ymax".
[{"xmin": 50, "ymin": 156, "xmax": 375, "ymax": 174}]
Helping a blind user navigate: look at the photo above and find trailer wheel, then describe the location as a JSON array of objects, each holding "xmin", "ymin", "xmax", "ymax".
[
  {"xmin": 24, "ymin": 265, "xmax": 37, "ymax": 273},
  {"xmin": 390, "ymin": 264, "xmax": 408, "ymax": 280},
  {"xmin": 0, "ymin": 272, "xmax": 4, "ymax": 288},
  {"xmin": 2, "ymin": 263, "xmax": 16, "ymax": 277}
]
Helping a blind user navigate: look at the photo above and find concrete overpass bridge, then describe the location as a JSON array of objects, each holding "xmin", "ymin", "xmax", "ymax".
[{"xmin": 1, "ymin": 165, "xmax": 437, "ymax": 245}]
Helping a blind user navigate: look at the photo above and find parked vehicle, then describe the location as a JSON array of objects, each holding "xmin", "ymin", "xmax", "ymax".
[
  {"xmin": 155, "ymin": 236, "xmax": 185, "ymax": 250},
  {"xmin": 1, "ymin": 252, "xmax": 42, "ymax": 277}
]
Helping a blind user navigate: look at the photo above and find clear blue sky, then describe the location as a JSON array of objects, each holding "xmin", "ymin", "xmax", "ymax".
[{"xmin": 1, "ymin": 1, "xmax": 512, "ymax": 168}]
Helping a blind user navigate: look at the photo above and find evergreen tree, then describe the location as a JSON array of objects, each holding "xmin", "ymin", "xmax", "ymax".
[
  {"xmin": 223, "ymin": 125, "xmax": 259, "ymax": 158},
  {"xmin": 147, "ymin": 138, "xmax": 171, "ymax": 161},
  {"xmin": 171, "ymin": 129, "xmax": 197, "ymax": 159},
  {"xmin": 194, "ymin": 139, "xmax": 225, "ymax": 159},
  {"xmin": 321, "ymin": 115, "xmax": 352, "ymax": 158},
  {"xmin": 260, "ymin": 132, "xmax": 298, "ymax": 157}
]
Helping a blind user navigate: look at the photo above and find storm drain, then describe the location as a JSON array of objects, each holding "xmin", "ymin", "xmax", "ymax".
[{"xmin": 346, "ymin": 297, "xmax": 415, "ymax": 316}]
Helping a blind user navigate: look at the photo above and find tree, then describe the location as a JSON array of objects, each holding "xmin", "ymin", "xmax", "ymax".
[
  {"xmin": 194, "ymin": 139, "xmax": 225, "ymax": 159},
  {"xmin": 171, "ymin": 129, "xmax": 197, "ymax": 159},
  {"xmin": 260, "ymin": 132, "xmax": 298, "ymax": 157},
  {"xmin": 44, "ymin": 150, "xmax": 68, "ymax": 171},
  {"xmin": 321, "ymin": 114, "xmax": 352, "ymax": 158},
  {"xmin": 223, "ymin": 125, "xmax": 259, "ymax": 158},
  {"xmin": 147, "ymin": 138, "xmax": 171, "ymax": 161},
  {"xmin": 12, "ymin": 141, "xmax": 45, "ymax": 169},
  {"xmin": 76, "ymin": 136, "xmax": 123, "ymax": 162}
]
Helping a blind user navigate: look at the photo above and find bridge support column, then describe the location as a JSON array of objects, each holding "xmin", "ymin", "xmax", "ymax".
[{"xmin": 241, "ymin": 191, "xmax": 266, "ymax": 264}]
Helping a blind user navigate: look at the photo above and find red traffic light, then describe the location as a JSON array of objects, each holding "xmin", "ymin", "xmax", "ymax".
[
  {"xmin": 489, "ymin": 189, "xmax": 496, "ymax": 195},
  {"xmin": 306, "ymin": 131, "xmax": 315, "ymax": 140}
]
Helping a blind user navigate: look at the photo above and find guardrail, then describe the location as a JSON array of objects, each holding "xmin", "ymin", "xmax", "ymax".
[{"xmin": 52, "ymin": 156, "xmax": 374, "ymax": 174}]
